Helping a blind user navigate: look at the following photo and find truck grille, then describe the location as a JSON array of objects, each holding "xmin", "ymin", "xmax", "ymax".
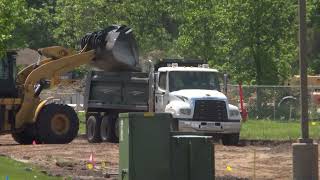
[{"xmin": 193, "ymin": 100, "xmax": 228, "ymax": 121}]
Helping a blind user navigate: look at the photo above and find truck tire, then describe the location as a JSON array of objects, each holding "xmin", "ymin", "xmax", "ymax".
[
  {"xmin": 222, "ymin": 133, "xmax": 239, "ymax": 146},
  {"xmin": 86, "ymin": 115, "xmax": 102, "ymax": 143},
  {"xmin": 36, "ymin": 104, "xmax": 79, "ymax": 144},
  {"xmin": 100, "ymin": 115, "xmax": 117, "ymax": 143},
  {"xmin": 11, "ymin": 125, "xmax": 39, "ymax": 145}
]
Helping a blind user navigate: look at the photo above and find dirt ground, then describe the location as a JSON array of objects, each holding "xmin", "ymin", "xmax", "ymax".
[{"xmin": 0, "ymin": 135, "xmax": 296, "ymax": 180}]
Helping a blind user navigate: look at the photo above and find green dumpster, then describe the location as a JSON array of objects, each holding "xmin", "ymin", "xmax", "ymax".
[
  {"xmin": 118, "ymin": 112, "xmax": 174, "ymax": 180},
  {"xmin": 118, "ymin": 112, "xmax": 215, "ymax": 180},
  {"xmin": 171, "ymin": 135, "xmax": 215, "ymax": 180}
]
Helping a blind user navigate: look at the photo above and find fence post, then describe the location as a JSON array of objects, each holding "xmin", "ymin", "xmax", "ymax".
[
  {"xmin": 273, "ymin": 87, "xmax": 276, "ymax": 121},
  {"xmin": 76, "ymin": 92, "xmax": 81, "ymax": 111}
]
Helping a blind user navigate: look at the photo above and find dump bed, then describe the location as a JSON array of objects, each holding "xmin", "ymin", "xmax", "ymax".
[{"xmin": 84, "ymin": 71, "xmax": 149, "ymax": 112}]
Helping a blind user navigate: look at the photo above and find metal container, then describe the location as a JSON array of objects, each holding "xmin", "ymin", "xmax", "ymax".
[
  {"xmin": 118, "ymin": 112, "xmax": 214, "ymax": 180},
  {"xmin": 171, "ymin": 135, "xmax": 215, "ymax": 180},
  {"xmin": 118, "ymin": 112, "xmax": 175, "ymax": 180}
]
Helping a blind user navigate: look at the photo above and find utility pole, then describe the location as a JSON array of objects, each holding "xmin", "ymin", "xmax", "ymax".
[
  {"xmin": 299, "ymin": 0, "xmax": 308, "ymax": 141},
  {"xmin": 292, "ymin": 0, "xmax": 318, "ymax": 179}
]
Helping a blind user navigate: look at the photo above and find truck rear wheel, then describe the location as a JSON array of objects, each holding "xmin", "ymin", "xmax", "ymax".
[
  {"xmin": 86, "ymin": 115, "xmax": 102, "ymax": 143},
  {"xmin": 100, "ymin": 115, "xmax": 117, "ymax": 143},
  {"xmin": 11, "ymin": 125, "xmax": 39, "ymax": 145},
  {"xmin": 36, "ymin": 104, "xmax": 79, "ymax": 144},
  {"xmin": 222, "ymin": 133, "xmax": 240, "ymax": 146}
]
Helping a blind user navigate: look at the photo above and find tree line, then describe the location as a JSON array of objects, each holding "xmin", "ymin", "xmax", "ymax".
[{"xmin": 1, "ymin": 0, "xmax": 320, "ymax": 85}]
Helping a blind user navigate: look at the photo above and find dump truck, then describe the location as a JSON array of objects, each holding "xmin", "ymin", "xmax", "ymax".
[
  {"xmin": 85, "ymin": 59, "xmax": 242, "ymax": 145},
  {"xmin": 0, "ymin": 25, "xmax": 139, "ymax": 144}
]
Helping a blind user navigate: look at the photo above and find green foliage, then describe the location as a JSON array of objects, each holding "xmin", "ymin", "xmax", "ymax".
[
  {"xmin": 54, "ymin": 0, "xmax": 117, "ymax": 48},
  {"xmin": 24, "ymin": 0, "xmax": 57, "ymax": 48},
  {"xmin": 177, "ymin": 0, "xmax": 297, "ymax": 85},
  {"xmin": 176, "ymin": 1, "xmax": 230, "ymax": 61},
  {"xmin": 0, "ymin": 0, "xmax": 28, "ymax": 56},
  {"xmin": 307, "ymin": 1, "xmax": 320, "ymax": 75},
  {"xmin": 230, "ymin": 0, "xmax": 297, "ymax": 85},
  {"xmin": 73, "ymin": 65, "xmax": 89, "ymax": 78},
  {"xmin": 117, "ymin": 0, "xmax": 179, "ymax": 53},
  {"xmin": 308, "ymin": 1, "xmax": 320, "ymax": 28},
  {"xmin": 78, "ymin": 111, "xmax": 86, "ymax": 134},
  {"xmin": 3, "ymin": 0, "xmax": 320, "ymax": 85},
  {"xmin": 53, "ymin": 0, "xmax": 178, "ymax": 53}
]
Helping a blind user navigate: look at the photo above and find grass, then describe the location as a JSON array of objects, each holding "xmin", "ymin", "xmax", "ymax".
[
  {"xmin": 0, "ymin": 156, "xmax": 62, "ymax": 179},
  {"xmin": 78, "ymin": 111, "xmax": 86, "ymax": 134},
  {"xmin": 240, "ymin": 119, "xmax": 320, "ymax": 140}
]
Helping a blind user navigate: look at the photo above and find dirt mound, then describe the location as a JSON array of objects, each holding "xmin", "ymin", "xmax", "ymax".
[
  {"xmin": 16, "ymin": 48, "xmax": 41, "ymax": 65},
  {"xmin": 41, "ymin": 79, "xmax": 85, "ymax": 100}
]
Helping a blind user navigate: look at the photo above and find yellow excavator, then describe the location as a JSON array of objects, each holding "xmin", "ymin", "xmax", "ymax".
[{"xmin": 0, "ymin": 25, "xmax": 139, "ymax": 144}]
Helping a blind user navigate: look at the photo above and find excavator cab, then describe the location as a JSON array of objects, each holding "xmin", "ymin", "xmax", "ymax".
[{"xmin": 0, "ymin": 51, "xmax": 18, "ymax": 98}]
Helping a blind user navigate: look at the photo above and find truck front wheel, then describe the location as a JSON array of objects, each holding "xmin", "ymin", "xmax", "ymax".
[
  {"xmin": 222, "ymin": 133, "xmax": 239, "ymax": 146},
  {"xmin": 86, "ymin": 115, "xmax": 102, "ymax": 143},
  {"xmin": 36, "ymin": 104, "xmax": 79, "ymax": 144}
]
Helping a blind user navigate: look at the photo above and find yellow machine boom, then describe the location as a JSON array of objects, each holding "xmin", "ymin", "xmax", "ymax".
[{"xmin": 15, "ymin": 47, "xmax": 95, "ymax": 128}]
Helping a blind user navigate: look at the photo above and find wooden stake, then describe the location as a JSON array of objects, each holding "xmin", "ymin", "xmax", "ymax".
[{"xmin": 253, "ymin": 149, "xmax": 256, "ymax": 180}]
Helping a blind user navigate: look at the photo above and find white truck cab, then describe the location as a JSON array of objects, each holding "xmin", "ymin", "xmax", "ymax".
[{"xmin": 154, "ymin": 62, "xmax": 241, "ymax": 145}]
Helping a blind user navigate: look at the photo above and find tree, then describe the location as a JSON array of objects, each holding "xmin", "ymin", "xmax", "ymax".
[
  {"xmin": 176, "ymin": 0, "xmax": 231, "ymax": 69},
  {"xmin": 53, "ymin": 0, "xmax": 179, "ymax": 55},
  {"xmin": 176, "ymin": 0, "xmax": 297, "ymax": 85},
  {"xmin": 0, "ymin": 0, "xmax": 28, "ymax": 56},
  {"xmin": 116, "ymin": 0, "xmax": 179, "ymax": 53},
  {"xmin": 226, "ymin": 0, "xmax": 297, "ymax": 85},
  {"xmin": 53, "ymin": 0, "xmax": 121, "ymax": 48},
  {"xmin": 307, "ymin": 1, "xmax": 320, "ymax": 74},
  {"xmin": 22, "ymin": 0, "xmax": 57, "ymax": 48},
  {"xmin": 226, "ymin": 0, "xmax": 297, "ymax": 117}
]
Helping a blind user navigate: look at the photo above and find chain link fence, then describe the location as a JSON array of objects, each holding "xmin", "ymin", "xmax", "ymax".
[{"xmin": 226, "ymin": 84, "xmax": 320, "ymax": 121}]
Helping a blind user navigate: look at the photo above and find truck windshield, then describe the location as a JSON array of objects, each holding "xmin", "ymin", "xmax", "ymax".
[{"xmin": 169, "ymin": 71, "xmax": 220, "ymax": 92}]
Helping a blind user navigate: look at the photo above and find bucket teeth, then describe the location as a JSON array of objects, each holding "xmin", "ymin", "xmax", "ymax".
[{"xmin": 80, "ymin": 25, "xmax": 140, "ymax": 71}]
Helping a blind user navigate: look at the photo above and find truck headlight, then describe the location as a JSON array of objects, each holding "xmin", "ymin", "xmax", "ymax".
[
  {"xmin": 180, "ymin": 108, "xmax": 191, "ymax": 115},
  {"xmin": 229, "ymin": 110, "xmax": 240, "ymax": 118}
]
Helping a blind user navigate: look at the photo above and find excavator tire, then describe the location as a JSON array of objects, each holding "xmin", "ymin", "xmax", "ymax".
[
  {"xmin": 11, "ymin": 125, "xmax": 39, "ymax": 144},
  {"xmin": 86, "ymin": 115, "xmax": 102, "ymax": 143},
  {"xmin": 36, "ymin": 103, "xmax": 79, "ymax": 144}
]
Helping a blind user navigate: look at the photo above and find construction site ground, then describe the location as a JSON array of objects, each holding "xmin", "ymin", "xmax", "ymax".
[{"xmin": 0, "ymin": 134, "xmax": 297, "ymax": 180}]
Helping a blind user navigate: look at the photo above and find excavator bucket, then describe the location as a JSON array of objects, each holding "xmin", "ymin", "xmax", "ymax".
[{"xmin": 80, "ymin": 25, "xmax": 140, "ymax": 71}]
